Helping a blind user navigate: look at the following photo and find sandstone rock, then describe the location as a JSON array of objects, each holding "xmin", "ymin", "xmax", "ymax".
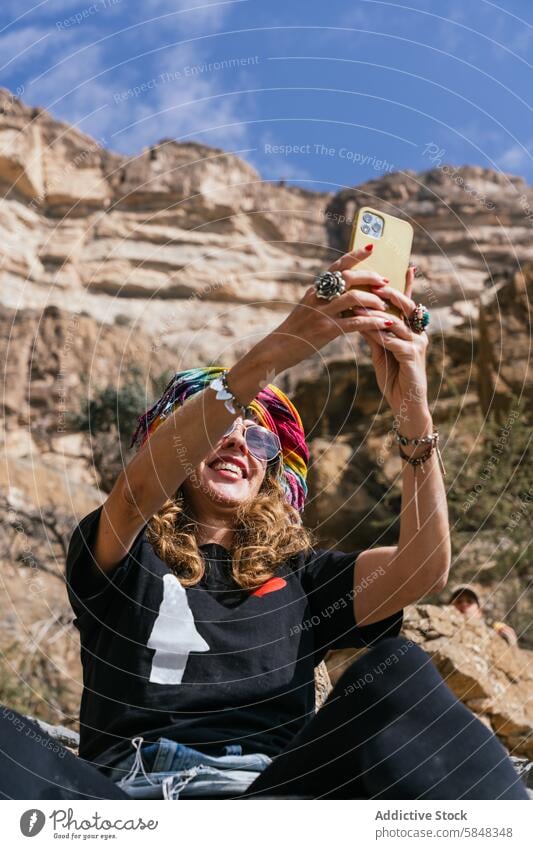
[
  {"xmin": 314, "ymin": 662, "xmax": 332, "ymax": 710},
  {"xmin": 0, "ymin": 491, "xmax": 83, "ymax": 727},
  {"xmin": 323, "ymin": 168, "xmax": 533, "ymax": 343},
  {"xmin": 0, "ymin": 88, "xmax": 117, "ymax": 212},
  {"xmin": 478, "ymin": 262, "xmax": 533, "ymax": 423},
  {"xmin": 304, "ymin": 436, "xmax": 390, "ymax": 550},
  {"xmin": 23, "ymin": 716, "xmax": 80, "ymax": 753},
  {"xmin": 1, "ymin": 87, "xmax": 531, "ymax": 356},
  {"xmin": 0, "ymin": 99, "xmax": 44, "ymax": 199}
]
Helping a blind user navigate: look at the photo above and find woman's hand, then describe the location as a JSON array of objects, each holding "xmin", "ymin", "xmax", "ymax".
[
  {"xmin": 264, "ymin": 246, "xmax": 432, "ymax": 437},
  {"xmin": 326, "ymin": 246, "xmax": 432, "ymax": 435},
  {"xmin": 356, "ymin": 266, "xmax": 432, "ymax": 436},
  {"xmin": 266, "ymin": 246, "xmax": 396, "ymax": 369}
]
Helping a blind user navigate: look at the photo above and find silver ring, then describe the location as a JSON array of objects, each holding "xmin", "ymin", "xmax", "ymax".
[{"xmin": 314, "ymin": 270, "xmax": 346, "ymax": 301}]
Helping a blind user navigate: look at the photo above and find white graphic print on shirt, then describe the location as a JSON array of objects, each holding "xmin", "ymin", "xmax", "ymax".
[{"xmin": 147, "ymin": 573, "xmax": 209, "ymax": 684}]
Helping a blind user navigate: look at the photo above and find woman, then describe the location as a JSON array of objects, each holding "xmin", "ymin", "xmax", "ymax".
[{"xmin": 66, "ymin": 245, "xmax": 526, "ymax": 800}]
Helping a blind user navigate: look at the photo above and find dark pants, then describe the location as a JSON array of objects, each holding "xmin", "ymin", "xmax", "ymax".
[
  {"xmin": 0, "ymin": 639, "xmax": 527, "ymax": 800},
  {"xmin": 0, "ymin": 711, "xmax": 127, "ymax": 800},
  {"xmin": 245, "ymin": 638, "xmax": 527, "ymax": 799}
]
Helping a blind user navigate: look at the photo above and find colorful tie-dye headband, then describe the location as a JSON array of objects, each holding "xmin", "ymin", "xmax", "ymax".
[{"xmin": 129, "ymin": 366, "xmax": 309, "ymax": 512}]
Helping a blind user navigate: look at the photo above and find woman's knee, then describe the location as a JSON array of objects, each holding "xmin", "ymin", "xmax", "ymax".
[{"xmin": 335, "ymin": 637, "xmax": 431, "ymax": 696}]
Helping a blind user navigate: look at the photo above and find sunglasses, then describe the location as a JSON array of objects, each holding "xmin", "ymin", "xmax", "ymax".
[{"xmin": 221, "ymin": 418, "xmax": 282, "ymax": 463}]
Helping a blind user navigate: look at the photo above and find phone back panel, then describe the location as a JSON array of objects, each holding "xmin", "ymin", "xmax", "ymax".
[{"xmin": 349, "ymin": 206, "xmax": 414, "ymax": 318}]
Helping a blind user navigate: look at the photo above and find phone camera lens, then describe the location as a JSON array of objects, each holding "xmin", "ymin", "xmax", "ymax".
[
  {"xmin": 361, "ymin": 224, "xmax": 370, "ymax": 234},
  {"xmin": 362, "ymin": 213, "xmax": 373, "ymax": 223},
  {"xmin": 372, "ymin": 222, "xmax": 381, "ymax": 233}
]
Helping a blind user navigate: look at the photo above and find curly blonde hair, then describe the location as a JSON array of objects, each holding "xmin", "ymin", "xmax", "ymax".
[{"xmin": 145, "ymin": 464, "xmax": 316, "ymax": 589}]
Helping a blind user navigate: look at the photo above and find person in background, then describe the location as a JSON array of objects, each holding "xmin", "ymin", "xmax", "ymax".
[{"xmin": 448, "ymin": 585, "xmax": 518, "ymax": 646}]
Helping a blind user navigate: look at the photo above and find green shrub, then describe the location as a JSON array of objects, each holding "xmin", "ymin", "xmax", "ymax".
[
  {"xmin": 72, "ymin": 364, "xmax": 147, "ymax": 444},
  {"xmin": 72, "ymin": 365, "xmax": 173, "ymax": 492}
]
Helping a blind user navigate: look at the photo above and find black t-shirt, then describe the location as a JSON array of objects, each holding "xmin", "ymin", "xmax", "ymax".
[{"xmin": 65, "ymin": 505, "xmax": 402, "ymax": 772}]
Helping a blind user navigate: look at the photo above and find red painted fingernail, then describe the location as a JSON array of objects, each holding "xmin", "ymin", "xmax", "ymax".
[
  {"xmin": 364, "ymin": 243, "xmax": 373, "ymax": 252},
  {"xmin": 382, "ymin": 277, "xmax": 389, "ymax": 283},
  {"xmin": 384, "ymin": 320, "xmax": 394, "ymax": 326}
]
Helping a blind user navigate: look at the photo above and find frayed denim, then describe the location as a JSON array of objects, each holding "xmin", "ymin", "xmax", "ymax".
[{"xmin": 107, "ymin": 736, "xmax": 272, "ymax": 799}]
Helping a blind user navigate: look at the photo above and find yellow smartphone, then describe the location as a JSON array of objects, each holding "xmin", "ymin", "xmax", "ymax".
[{"xmin": 349, "ymin": 206, "xmax": 414, "ymax": 319}]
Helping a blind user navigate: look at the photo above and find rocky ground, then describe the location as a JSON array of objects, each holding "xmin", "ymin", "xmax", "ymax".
[{"xmin": 0, "ymin": 87, "xmax": 531, "ymax": 762}]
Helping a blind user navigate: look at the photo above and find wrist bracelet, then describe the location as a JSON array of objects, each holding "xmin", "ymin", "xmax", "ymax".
[
  {"xmin": 208, "ymin": 372, "xmax": 248, "ymax": 417},
  {"xmin": 396, "ymin": 430, "xmax": 446, "ymax": 532},
  {"xmin": 392, "ymin": 422, "xmax": 435, "ymax": 446}
]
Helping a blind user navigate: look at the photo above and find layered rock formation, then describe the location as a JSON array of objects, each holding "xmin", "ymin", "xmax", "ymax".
[
  {"xmin": 478, "ymin": 264, "xmax": 533, "ymax": 423},
  {"xmin": 2, "ymin": 85, "xmax": 531, "ymax": 349}
]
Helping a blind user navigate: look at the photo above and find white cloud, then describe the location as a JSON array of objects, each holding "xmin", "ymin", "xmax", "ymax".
[
  {"xmin": 499, "ymin": 142, "xmax": 532, "ymax": 173},
  {"xmin": 143, "ymin": 0, "xmax": 242, "ymax": 30},
  {"xmin": 21, "ymin": 38, "xmax": 116, "ymax": 141},
  {"xmin": 109, "ymin": 42, "xmax": 254, "ymax": 151},
  {"xmin": 0, "ymin": 25, "xmax": 52, "ymax": 73},
  {"xmin": 248, "ymin": 129, "xmax": 313, "ymax": 183}
]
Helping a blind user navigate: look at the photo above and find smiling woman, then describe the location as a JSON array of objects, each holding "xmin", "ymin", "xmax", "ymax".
[
  {"xmin": 133, "ymin": 370, "xmax": 316, "ymax": 589},
  {"xmin": 146, "ymin": 414, "xmax": 315, "ymax": 590},
  {"xmin": 60, "ymin": 252, "xmax": 526, "ymax": 801}
]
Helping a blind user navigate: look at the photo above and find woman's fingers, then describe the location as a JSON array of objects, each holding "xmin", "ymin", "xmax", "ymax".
[
  {"xmin": 359, "ymin": 327, "xmax": 418, "ymax": 360},
  {"xmin": 335, "ymin": 308, "xmax": 413, "ymax": 340},
  {"xmin": 327, "ymin": 245, "xmax": 374, "ymax": 272},
  {"xmin": 342, "ymin": 268, "xmax": 388, "ymax": 288},
  {"xmin": 367, "ymin": 284, "xmax": 417, "ymax": 319},
  {"xmin": 359, "ymin": 329, "xmax": 391, "ymax": 360},
  {"xmin": 333, "ymin": 310, "xmax": 410, "ymax": 336},
  {"xmin": 322, "ymin": 288, "xmax": 388, "ymax": 314}
]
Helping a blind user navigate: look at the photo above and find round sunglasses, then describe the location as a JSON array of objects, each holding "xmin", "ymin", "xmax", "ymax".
[{"xmin": 221, "ymin": 418, "xmax": 281, "ymax": 463}]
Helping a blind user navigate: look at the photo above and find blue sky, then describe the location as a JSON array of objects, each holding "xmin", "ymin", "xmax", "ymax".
[{"xmin": 0, "ymin": 0, "xmax": 531, "ymax": 191}]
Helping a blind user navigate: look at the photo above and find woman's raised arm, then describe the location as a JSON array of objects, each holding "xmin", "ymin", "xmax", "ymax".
[{"xmin": 92, "ymin": 249, "xmax": 391, "ymax": 573}]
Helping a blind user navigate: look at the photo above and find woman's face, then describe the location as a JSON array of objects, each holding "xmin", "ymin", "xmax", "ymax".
[{"xmin": 181, "ymin": 416, "xmax": 269, "ymax": 512}]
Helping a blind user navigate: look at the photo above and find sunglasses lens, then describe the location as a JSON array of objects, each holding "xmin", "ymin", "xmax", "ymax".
[{"xmin": 245, "ymin": 426, "xmax": 281, "ymax": 462}]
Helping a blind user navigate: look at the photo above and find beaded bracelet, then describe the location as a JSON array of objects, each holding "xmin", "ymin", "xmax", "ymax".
[
  {"xmin": 394, "ymin": 428, "xmax": 446, "ymax": 531},
  {"xmin": 208, "ymin": 372, "xmax": 248, "ymax": 417}
]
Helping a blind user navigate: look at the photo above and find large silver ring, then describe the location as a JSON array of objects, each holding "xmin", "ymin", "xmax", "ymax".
[{"xmin": 314, "ymin": 270, "xmax": 346, "ymax": 301}]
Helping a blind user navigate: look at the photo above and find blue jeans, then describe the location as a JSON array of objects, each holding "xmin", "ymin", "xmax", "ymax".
[{"xmin": 106, "ymin": 736, "xmax": 272, "ymax": 799}]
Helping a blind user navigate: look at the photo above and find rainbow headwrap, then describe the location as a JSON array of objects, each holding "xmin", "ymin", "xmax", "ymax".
[{"xmin": 129, "ymin": 366, "xmax": 309, "ymax": 512}]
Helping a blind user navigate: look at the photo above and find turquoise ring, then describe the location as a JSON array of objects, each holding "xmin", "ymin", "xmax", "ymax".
[{"xmin": 407, "ymin": 303, "xmax": 430, "ymax": 334}]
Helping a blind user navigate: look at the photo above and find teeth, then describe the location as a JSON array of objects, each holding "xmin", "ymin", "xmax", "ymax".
[{"xmin": 211, "ymin": 461, "xmax": 243, "ymax": 477}]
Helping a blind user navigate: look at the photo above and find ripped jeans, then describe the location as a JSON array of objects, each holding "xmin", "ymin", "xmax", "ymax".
[{"xmin": 106, "ymin": 736, "xmax": 272, "ymax": 799}]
